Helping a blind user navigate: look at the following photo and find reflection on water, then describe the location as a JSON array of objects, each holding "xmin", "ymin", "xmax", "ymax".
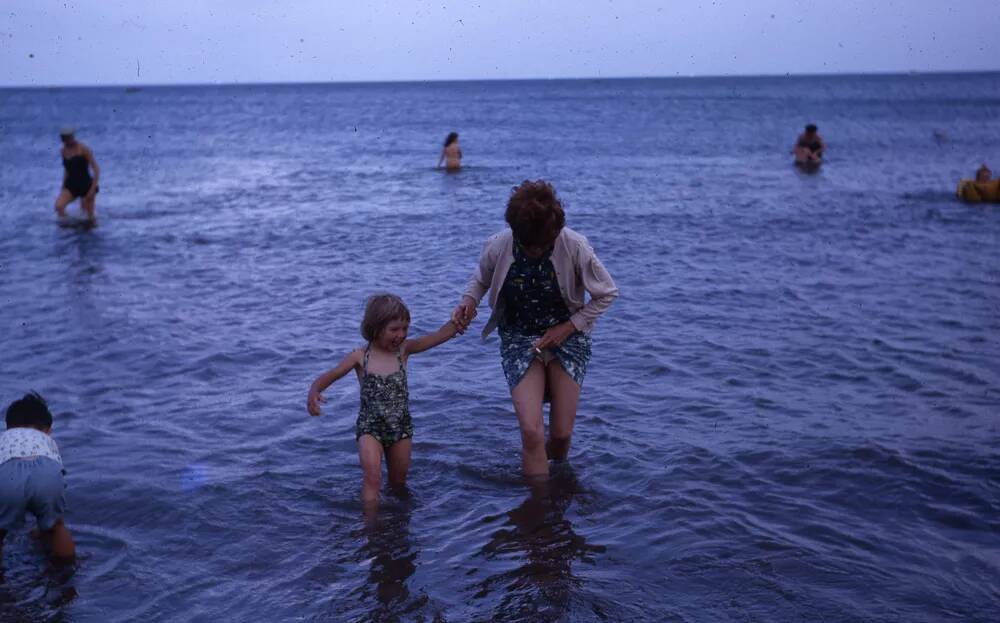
[
  {"xmin": 354, "ymin": 488, "xmax": 421, "ymax": 622},
  {"xmin": 58, "ymin": 228, "xmax": 106, "ymax": 314},
  {"xmin": 0, "ymin": 542, "xmax": 79, "ymax": 622},
  {"xmin": 476, "ymin": 467, "xmax": 606, "ymax": 623}
]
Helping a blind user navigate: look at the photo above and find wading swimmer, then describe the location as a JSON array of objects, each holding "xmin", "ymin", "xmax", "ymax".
[
  {"xmin": 0, "ymin": 392, "xmax": 75, "ymax": 560},
  {"xmin": 436, "ymin": 132, "xmax": 462, "ymax": 170},
  {"xmin": 452, "ymin": 180, "xmax": 618, "ymax": 479},
  {"xmin": 55, "ymin": 128, "xmax": 100, "ymax": 225},
  {"xmin": 793, "ymin": 123, "xmax": 825, "ymax": 167},
  {"xmin": 307, "ymin": 294, "xmax": 459, "ymax": 512}
]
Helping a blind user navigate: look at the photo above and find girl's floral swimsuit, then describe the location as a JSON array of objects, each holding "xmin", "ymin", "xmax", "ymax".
[{"xmin": 356, "ymin": 346, "xmax": 413, "ymax": 447}]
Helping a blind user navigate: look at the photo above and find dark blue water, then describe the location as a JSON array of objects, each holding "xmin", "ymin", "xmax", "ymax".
[{"xmin": 1, "ymin": 74, "xmax": 999, "ymax": 622}]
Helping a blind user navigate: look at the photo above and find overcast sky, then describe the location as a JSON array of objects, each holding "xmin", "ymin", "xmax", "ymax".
[{"xmin": 2, "ymin": 0, "xmax": 998, "ymax": 87}]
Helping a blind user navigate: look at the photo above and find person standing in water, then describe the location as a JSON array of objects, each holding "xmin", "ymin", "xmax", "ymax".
[
  {"xmin": 55, "ymin": 128, "xmax": 100, "ymax": 224},
  {"xmin": 793, "ymin": 124, "xmax": 825, "ymax": 166},
  {"xmin": 307, "ymin": 294, "xmax": 460, "ymax": 512},
  {"xmin": 437, "ymin": 132, "xmax": 462, "ymax": 171},
  {"xmin": 452, "ymin": 180, "xmax": 618, "ymax": 479}
]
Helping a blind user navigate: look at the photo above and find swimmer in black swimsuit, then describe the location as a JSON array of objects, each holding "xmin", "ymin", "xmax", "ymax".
[
  {"xmin": 793, "ymin": 123, "xmax": 825, "ymax": 165},
  {"xmin": 55, "ymin": 128, "xmax": 100, "ymax": 224}
]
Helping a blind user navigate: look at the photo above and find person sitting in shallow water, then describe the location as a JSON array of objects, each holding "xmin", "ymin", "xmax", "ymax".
[
  {"xmin": 55, "ymin": 127, "xmax": 100, "ymax": 225},
  {"xmin": 956, "ymin": 164, "xmax": 1000, "ymax": 203},
  {"xmin": 793, "ymin": 124, "xmax": 825, "ymax": 165},
  {"xmin": 437, "ymin": 132, "xmax": 462, "ymax": 170}
]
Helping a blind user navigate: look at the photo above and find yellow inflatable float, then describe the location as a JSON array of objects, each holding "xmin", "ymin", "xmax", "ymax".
[{"xmin": 956, "ymin": 179, "xmax": 1000, "ymax": 203}]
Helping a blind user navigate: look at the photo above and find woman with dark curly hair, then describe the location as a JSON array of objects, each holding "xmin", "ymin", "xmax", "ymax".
[{"xmin": 452, "ymin": 180, "xmax": 618, "ymax": 478}]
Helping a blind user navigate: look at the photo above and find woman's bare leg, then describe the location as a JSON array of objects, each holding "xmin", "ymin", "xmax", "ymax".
[
  {"xmin": 545, "ymin": 362, "xmax": 581, "ymax": 461},
  {"xmin": 81, "ymin": 194, "xmax": 97, "ymax": 222},
  {"xmin": 54, "ymin": 189, "xmax": 74, "ymax": 218},
  {"xmin": 385, "ymin": 438, "xmax": 412, "ymax": 489},
  {"xmin": 511, "ymin": 360, "xmax": 548, "ymax": 478}
]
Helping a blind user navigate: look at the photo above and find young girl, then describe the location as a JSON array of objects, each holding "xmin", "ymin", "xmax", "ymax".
[{"xmin": 307, "ymin": 293, "xmax": 459, "ymax": 509}]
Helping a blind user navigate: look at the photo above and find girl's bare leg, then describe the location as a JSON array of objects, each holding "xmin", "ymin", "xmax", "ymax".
[
  {"xmin": 385, "ymin": 438, "xmax": 412, "ymax": 489},
  {"xmin": 358, "ymin": 435, "xmax": 384, "ymax": 511},
  {"xmin": 545, "ymin": 362, "xmax": 581, "ymax": 461},
  {"xmin": 54, "ymin": 189, "xmax": 74, "ymax": 218},
  {"xmin": 510, "ymin": 360, "xmax": 548, "ymax": 478}
]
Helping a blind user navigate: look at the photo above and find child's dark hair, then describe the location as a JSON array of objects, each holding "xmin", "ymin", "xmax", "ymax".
[
  {"xmin": 6, "ymin": 391, "xmax": 53, "ymax": 430},
  {"xmin": 444, "ymin": 132, "xmax": 459, "ymax": 146},
  {"xmin": 805, "ymin": 124, "xmax": 818, "ymax": 133},
  {"xmin": 361, "ymin": 294, "xmax": 411, "ymax": 342}
]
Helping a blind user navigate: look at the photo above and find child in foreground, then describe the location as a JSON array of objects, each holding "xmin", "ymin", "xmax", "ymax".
[
  {"xmin": 0, "ymin": 392, "xmax": 75, "ymax": 560},
  {"xmin": 307, "ymin": 294, "xmax": 459, "ymax": 509}
]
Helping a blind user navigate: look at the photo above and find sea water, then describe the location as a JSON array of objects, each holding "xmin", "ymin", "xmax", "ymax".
[{"xmin": 0, "ymin": 73, "xmax": 998, "ymax": 621}]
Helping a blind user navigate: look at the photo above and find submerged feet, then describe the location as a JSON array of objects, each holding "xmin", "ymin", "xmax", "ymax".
[{"xmin": 546, "ymin": 435, "xmax": 571, "ymax": 461}]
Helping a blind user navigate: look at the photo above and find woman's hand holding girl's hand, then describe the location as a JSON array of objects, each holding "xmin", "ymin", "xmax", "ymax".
[
  {"xmin": 307, "ymin": 390, "xmax": 326, "ymax": 416},
  {"xmin": 451, "ymin": 300, "xmax": 477, "ymax": 334},
  {"xmin": 533, "ymin": 321, "xmax": 576, "ymax": 350}
]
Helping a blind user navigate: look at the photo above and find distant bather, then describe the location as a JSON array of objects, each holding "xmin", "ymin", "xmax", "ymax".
[
  {"xmin": 437, "ymin": 132, "xmax": 462, "ymax": 171},
  {"xmin": 956, "ymin": 164, "xmax": 999, "ymax": 203}
]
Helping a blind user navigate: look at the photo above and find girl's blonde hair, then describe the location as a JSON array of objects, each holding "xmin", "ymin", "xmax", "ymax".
[{"xmin": 361, "ymin": 293, "xmax": 410, "ymax": 342}]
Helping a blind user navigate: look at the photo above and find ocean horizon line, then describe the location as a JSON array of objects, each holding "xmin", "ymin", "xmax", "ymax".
[{"xmin": 2, "ymin": 68, "xmax": 998, "ymax": 91}]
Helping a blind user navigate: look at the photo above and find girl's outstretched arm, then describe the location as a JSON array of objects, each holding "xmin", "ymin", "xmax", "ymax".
[
  {"xmin": 403, "ymin": 320, "xmax": 459, "ymax": 357},
  {"xmin": 307, "ymin": 349, "xmax": 362, "ymax": 416}
]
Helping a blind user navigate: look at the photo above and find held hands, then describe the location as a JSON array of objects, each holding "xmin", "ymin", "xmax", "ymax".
[
  {"xmin": 533, "ymin": 321, "xmax": 576, "ymax": 351},
  {"xmin": 307, "ymin": 390, "xmax": 326, "ymax": 416},
  {"xmin": 451, "ymin": 299, "xmax": 478, "ymax": 334}
]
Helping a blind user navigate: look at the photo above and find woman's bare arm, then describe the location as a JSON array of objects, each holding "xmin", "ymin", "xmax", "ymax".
[{"xmin": 84, "ymin": 146, "xmax": 100, "ymax": 193}]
